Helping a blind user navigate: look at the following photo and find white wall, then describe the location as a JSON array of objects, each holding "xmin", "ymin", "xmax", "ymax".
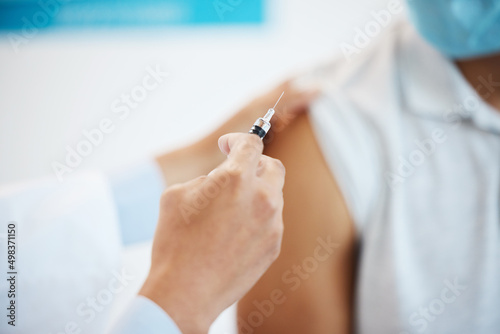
[
  {"xmin": 0, "ymin": 0, "xmax": 401, "ymax": 185},
  {"xmin": 0, "ymin": 0, "xmax": 402, "ymax": 332}
]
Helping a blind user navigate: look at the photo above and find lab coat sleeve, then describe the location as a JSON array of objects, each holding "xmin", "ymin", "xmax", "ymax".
[
  {"xmin": 108, "ymin": 296, "xmax": 182, "ymax": 334},
  {"xmin": 108, "ymin": 161, "xmax": 165, "ymax": 246}
]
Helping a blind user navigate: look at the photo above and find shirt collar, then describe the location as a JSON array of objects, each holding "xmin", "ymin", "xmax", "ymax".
[{"xmin": 398, "ymin": 24, "xmax": 500, "ymax": 135}]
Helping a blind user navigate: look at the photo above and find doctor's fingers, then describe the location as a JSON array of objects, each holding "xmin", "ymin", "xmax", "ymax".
[
  {"xmin": 256, "ymin": 155, "xmax": 286, "ymax": 191},
  {"xmin": 218, "ymin": 133, "xmax": 264, "ymax": 176}
]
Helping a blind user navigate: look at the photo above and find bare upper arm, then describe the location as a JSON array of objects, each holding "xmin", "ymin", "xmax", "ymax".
[{"xmin": 237, "ymin": 113, "xmax": 357, "ymax": 333}]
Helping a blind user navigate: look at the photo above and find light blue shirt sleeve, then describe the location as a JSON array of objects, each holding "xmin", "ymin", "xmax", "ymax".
[
  {"xmin": 107, "ymin": 161, "xmax": 165, "ymax": 246},
  {"xmin": 107, "ymin": 163, "xmax": 182, "ymax": 333},
  {"xmin": 108, "ymin": 296, "xmax": 182, "ymax": 334}
]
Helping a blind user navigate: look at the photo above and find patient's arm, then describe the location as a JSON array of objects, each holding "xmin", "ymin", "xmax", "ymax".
[{"xmin": 238, "ymin": 113, "xmax": 357, "ymax": 333}]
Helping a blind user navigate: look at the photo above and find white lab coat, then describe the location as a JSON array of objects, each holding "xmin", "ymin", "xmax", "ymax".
[
  {"xmin": 0, "ymin": 172, "xmax": 123, "ymax": 333},
  {"xmin": 0, "ymin": 160, "xmax": 183, "ymax": 334}
]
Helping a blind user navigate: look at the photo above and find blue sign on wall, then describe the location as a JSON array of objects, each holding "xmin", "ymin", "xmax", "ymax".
[{"xmin": 0, "ymin": 0, "xmax": 265, "ymax": 30}]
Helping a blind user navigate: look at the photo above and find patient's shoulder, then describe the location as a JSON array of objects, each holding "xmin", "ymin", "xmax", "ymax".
[
  {"xmin": 292, "ymin": 23, "xmax": 413, "ymax": 230},
  {"xmin": 264, "ymin": 113, "xmax": 339, "ymax": 195},
  {"xmin": 297, "ymin": 20, "xmax": 407, "ymax": 90},
  {"xmin": 267, "ymin": 113, "xmax": 356, "ymax": 250}
]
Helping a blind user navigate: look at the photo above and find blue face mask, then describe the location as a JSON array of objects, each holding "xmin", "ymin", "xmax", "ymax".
[{"xmin": 407, "ymin": 0, "xmax": 500, "ymax": 59}]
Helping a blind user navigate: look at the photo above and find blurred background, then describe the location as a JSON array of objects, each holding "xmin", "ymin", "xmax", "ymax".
[{"xmin": 0, "ymin": 0, "xmax": 399, "ymax": 332}]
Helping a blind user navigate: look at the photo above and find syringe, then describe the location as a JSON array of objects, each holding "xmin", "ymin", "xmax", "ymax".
[{"xmin": 248, "ymin": 91, "xmax": 284, "ymax": 140}]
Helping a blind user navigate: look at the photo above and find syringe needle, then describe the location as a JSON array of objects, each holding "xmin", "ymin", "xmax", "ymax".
[{"xmin": 273, "ymin": 91, "xmax": 285, "ymax": 109}]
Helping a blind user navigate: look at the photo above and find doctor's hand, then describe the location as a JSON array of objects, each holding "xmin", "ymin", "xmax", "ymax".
[{"xmin": 140, "ymin": 133, "xmax": 286, "ymax": 334}]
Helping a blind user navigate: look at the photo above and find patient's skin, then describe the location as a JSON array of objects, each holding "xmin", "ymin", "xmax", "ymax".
[
  {"xmin": 456, "ymin": 54, "xmax": 500, "ymax": 112},
  {"xmin": 237, "ymin": 55, "xmax": 500, "ymax": 333}
]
